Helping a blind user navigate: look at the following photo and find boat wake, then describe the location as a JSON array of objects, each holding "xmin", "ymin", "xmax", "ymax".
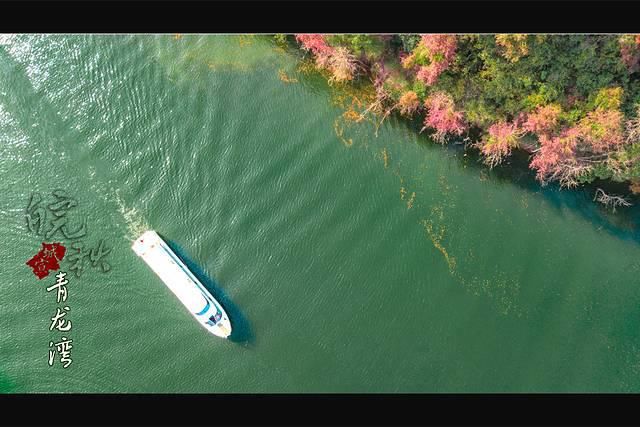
[{"xmin": 114, "ymin": 188, "xmax": 150, "ymax": 242}]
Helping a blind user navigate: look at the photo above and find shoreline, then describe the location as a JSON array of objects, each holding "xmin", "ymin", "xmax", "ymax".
[{"xmin": 279, "ymin": 34, "xmax": 640, "ymax": 208}]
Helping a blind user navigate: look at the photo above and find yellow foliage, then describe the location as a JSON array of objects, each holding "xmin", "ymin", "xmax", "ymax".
[
  {"xmin": 342, "ymin": 109, "xmax": 364, "ymax": 123},
  {"xmin": 593, "ymin": 87, "xmax": 623, "ymax": 111},
  {"xmin": 333, "ymin": 117, "xmax": 353, "ymax": 147},
  {"xmin": 278, "ymin": 69, "xmax": 298, "ymax": 83},
  {"xmin": 296, "ymin": 59, "xmax": 320, "ymax": 76},
  {"xmin": 495, "ymin": 34, "xmax": 529, "ymax": 63},
  {"xmin": 398, "ymin": 91, "xmax": 420, "ymax": 117}
]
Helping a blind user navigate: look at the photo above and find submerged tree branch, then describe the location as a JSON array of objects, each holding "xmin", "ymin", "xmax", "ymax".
[{"xmin": 593, "ymin": 188, "xmax": 632, "ymax": 212}]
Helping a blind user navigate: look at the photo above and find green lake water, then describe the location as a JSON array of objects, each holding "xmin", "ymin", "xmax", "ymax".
[{"xmin": 2, "ymin": 35, "xmax": 640, "ymax": 392}]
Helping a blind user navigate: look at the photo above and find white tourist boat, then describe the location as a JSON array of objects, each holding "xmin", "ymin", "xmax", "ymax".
[{"xmin": 132, "ymin": 230, "xmax": 232, "ymax": 338}]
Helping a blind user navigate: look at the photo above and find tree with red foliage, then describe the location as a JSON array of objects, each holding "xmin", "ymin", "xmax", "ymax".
[
  {"xmin": 295, "ymin": 34, "xmax": 334, "ymax": 56},
  {"xmin": 403, "ymin": 35, "xmax": 457, "ymax": 86},
  {"xmin": 523, "ymin": 104, "xmax": 562, "ymax": 137},
  {"xmin": 529, "ymin": 105, "xmax": 625, "ymax": 187},
  {"xmin": 296, "ymin": 35, "xmax": 362, "ymax": 84},
  {"xmin": 397, "ymin": 91, "xmax": 420, "ymax": 117},
  {"xmin": 529, "ymin": 129, "xmax": 584, "ymax": 187},
  {"xmin": 325, "ymin": 47, "xmax": 358, "ymax": 83},
  {"xmin": 619, "ymin": 34, "xmax": 640, "ymax": 73},
  {"xmin": 577, "ymin": 109, "xmax": 625, "ymax": 153},
  {"xmin": 422, "ymin": 91, "xmax": 466, "ymax": 142},
  {"xmin": 479, "ymin": 121, "xmax": 525, "ymax": 168}
]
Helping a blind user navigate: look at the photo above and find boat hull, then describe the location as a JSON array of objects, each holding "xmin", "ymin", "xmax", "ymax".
[{"xmin": 132, "ymin": 230, "xmax": 232, "ymax": 338}]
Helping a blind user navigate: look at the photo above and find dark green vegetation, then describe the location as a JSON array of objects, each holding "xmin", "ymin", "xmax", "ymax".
[{"xmin": 291, "ymin": 34, "xmax": 640, "ymax": 198}]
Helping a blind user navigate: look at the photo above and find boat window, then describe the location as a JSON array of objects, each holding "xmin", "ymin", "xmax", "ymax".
[{"xmin": 209, "ymin": 315, "xmax": 218, "ymax": 324}]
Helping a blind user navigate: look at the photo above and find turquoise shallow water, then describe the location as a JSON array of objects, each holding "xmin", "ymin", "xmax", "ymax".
[{"xmin": 2, "ymin": 35, "xmax": 640, "ymax": 392}]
